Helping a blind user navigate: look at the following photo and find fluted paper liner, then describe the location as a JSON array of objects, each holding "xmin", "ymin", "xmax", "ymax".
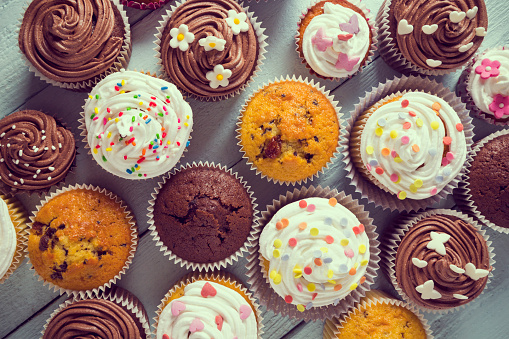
[
  {"xmin": 41, "ymin": 286, "xmax": 151, "ymax": 339},
  {"xmin": 381, "ymin": 208, "xmax": 496, "ymax": 314},
  {"xmin": 154, "ymin": 0, "xmax": 268, "ymax": 101},
  {"xmin": 236, "ymin": 75, "xmax": 343, "ymax": 186},
  {"xmin": 341, "ymin": 75, "xmax": 474, "ymax": 212},
  {"xmin": 26, "ymin": 184, "xmax": 138, "ymax": 298},
  {"xmin": 147, "ymin": 161, "xmax": 260, "ymax": 271},
  {"xmin": 295, "ymin": 0, "xmax": 378, "ymax": 82},
  {"xmin": 122, "ymin": 0, "xmax": 169, "ymax": 10},
  {"xmin": 454, "ymin": 129, "xmax": 509, "ymax": 233},
  {"xmin": 153, "ymin": 271, "xmax": 264, "ymax": 338},
  {"xmin": 245, "ymin": 185, "xmax": 380, "ymax": 322}
]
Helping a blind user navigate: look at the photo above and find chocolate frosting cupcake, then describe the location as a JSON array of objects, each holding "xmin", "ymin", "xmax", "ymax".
[{"xmin": 0, "ymin": 110, "xmax": 75, "ymax": 192}]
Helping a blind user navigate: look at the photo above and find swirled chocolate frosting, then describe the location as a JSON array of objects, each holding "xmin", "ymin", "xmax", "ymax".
[
  {"xmin": 0, "ymin": 110, "xmax": 75, "ymax": 191},
  {"xmin": 18, "ymin": 0, "xmax": 125, "ymax": 84},
  {"xmin": 43, "ymin": 299, "xmax": 142, "ymax": 339},
  {"xmin": 395, "ymin": 215, "xmax": 490, "ymax": 309},
  {"xmin": 160, "ymin": 0, "xmax": 259, "ymax": 98},
  {"xmin": 388, "ymin": 0, "xmax": 488, "ymax": 70}
]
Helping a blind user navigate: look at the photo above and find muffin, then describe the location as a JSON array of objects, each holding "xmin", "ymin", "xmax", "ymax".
[
  {"xmin": 154, "ymin": 272, "xmax": 262, "ymax": 339},
  {"xmin": 237, "ymin": 78, "xmax": 341, "ymax": 184},
  {"xmin": 376, "ymin": 0, "xmax": 488, "ymax": 75},
  {"xmin": 457, "ymin": 46, "xmax": 509, "ymax": 125},
  {"xmin": 149, "ymin": 162, "xmax": 258, "ymax": 270},
  {"xmin": 296, "ymin": 0, "xmax": 376, "ymax": 80},
  {"xmin": 122, "ymin": 0, "xmax": 168, "ymax": 10},
  {"xmin": 18, "ymin": 0, "xmax": 131, "ymax": 91},
  {"xmin": 155, "ymin": 0, "xmax": 267, "ymax": 100},
  {"xmin": 383, "ymin": 209, "xmax": 494, "ymax": 312},
  {"xmin": 0, "ymin": 110, "xmax": 76, "ymax": 194},
  {"xmin": 0, "ymin": 194, "xmax": 29, "ymax": 284},
  {"xmin": 28, "ymin": 185, "xmax": 137, "ymax": 294},
  {"xmin": 81, "ymin": 70, "xmax": 193, "ymax": 180}
]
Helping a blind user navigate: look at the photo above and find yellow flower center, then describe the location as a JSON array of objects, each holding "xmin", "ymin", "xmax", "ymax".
[
  {"xmin": 234, "ymin": 18, "xmax": 240, "ymax": 25},
  {"xmin": 216, "ymin": 74, "xmax": 224, "ymax": 81},
  {"xmin": 177, "ymin": 33, "xmax": 185, "ymax": 41},
  {"xmin": 209, "ymin": 42, "xmax": 216, "ymax": 48}
]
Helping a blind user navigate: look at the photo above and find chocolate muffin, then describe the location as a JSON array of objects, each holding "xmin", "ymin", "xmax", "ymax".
[{"xmin": 152, "ymin": 164, "xmax": 255, "ymax": 264}]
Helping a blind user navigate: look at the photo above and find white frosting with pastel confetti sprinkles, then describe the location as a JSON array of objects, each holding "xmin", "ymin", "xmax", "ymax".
[
  {"xmin": 0, "ymin": 198, "xmax": 16, "ymax": 279},
  {"xmin": 259, "ymin": 197, "xmax": 370, "ymax": 311},
  {"xmin": 359, "ymin": 92, "xmax": 467, "ymax": 200}
]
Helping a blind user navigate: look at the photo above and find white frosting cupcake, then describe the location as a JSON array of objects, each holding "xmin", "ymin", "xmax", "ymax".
[{"xmin": 0, "ymin": 197, "xmax": 17, "ymax": 280}]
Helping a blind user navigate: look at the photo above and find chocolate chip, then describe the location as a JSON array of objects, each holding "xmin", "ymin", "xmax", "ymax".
[
  {"xmin": 312, "ymin": 99, "xmax": 318, "ymax": 106},
  {"xmin": 45, "ymin": 227, "xmax": 56, "ymax": 238},
  {"xmin": 305, "ymin": 153, "xmax": 314, "ymax": 163},
  {"xmin": 50, "ymin": 272, "xmax": 62, "ymax": 280},
  {"xmin": 31, "ymin": 222, "xmax": 44, "ymax": 236},
  {"xmin": 58, "ymin": 224, "xmax": 65, "ymax": 229},
  {"xmin": 314, "ymin": 136, "xmax": 319, "ymax": 142},
  {"xmin": 264, "ymin": 136, "xmax": 282, "ymax": 159},
  {"xmin": 39, "ymin": 235, "xmax": 49, "ymax": 252}
]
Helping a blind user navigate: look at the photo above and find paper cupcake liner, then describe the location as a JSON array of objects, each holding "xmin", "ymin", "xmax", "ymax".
[
  {"xmin": 0, "ymin": 194, "xmax": 29, "ymax": 284},
  {"xmin": 236, "ymin": 75, "xmax": 343, "ymax": 186},
  {"xmin": 154, "ymin": 0, "xmax": 268, "ymax": 101},
  {"xmin": 152, "ymin": 271, "xmax": 264, "ymax": 338},
  {"xmin": 147, "ymin": 161, "xmax": 260, "ymax": 271},
  {"xmin": 456, "ymin": 46, "xmax": 509, "ymax": 126},
  {"xmin": 323, "ymin": 290, "xmax": 433, "ymax": 338},
  {"xmin": 341, "ymin": 75, "xmax": 474, "ymax": 212},
  {"xmin": 18, "ymin": 0, "xmax": 132, "ymax": 91},
  {"xmin": 26, "ymin": 183, "xmax": 138, "ymax": 298},
  {"xmin": 245, "ymin": 185, "xmax": 380, "ymax": 322},
  {"xmin": 381, "ymin": 208, "xmax": 496, "ymax": 314},
  {"xmin": 454, "ymin": 129, "xmax": 509, "ymax": 233},
  {"xmin": 295, "ymin": 0, "xmax": 378, "ymax": 82},
  {"xmin": 122, "ymin": 0, "xmax": 169, "ymax": 10},
  {"xmin": 41, "ymin": 286, "xmax": 151, "ymax": 339},
  {"xmin": 78, "ymin": 69, "xmax": 192, "ymax": 181}
]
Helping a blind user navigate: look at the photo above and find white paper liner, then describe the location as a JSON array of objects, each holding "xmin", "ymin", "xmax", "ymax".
[
  {"xmin": 41, "ymin": 286, "xmax": 151, "ymax": 339},
  {"xmin": 147, "ymin": 161, "xmax": 260, "ymax": 271},
  {"xmin": 341, "ymin": 75, "xmax": 474, "ymax": 212},
  {"xmin": 122, "ymin": 0, "xmax": 169, "ymax": 10},
  {"xmin": 454, "ymin": 129, "xmax": 509, "ymax": 234},
  {"xmin": 236, "ymin": 75, "xmax": 343, "ymax": 186},
  {"xmin": 381, "ymin": 208, "xmax": 496, "ymax": 314},
  {"xmin": 26, "ymin": 184, "xmax": 138, "ymax": 298},
  {"xmin": 17, "ymin": 0, "xmax": 132, "ymax": 91},
  {"xmin": 154, "ymin": 0, "xmax": 268, "ymax": 101},
  {"xmin": 295, "ymin": 0, "xmax": 378, "ymax": 82},
  {"xmin": 0, "ymin": 194, "xmax": 29, "ymax": 284},
  {"xmin": 152, "ymin": 271, "xmax": 264, "ymax": 338},
  {"xmin": 323, "ymin": 290, "xmax": 434, "ymax": 339},
  {"xmin": 456, "ymin": 46, "xmax": 509, "ymax": 126},
  {"xmin": 245, "ymin": 185, "xmax": 380, "ymax": 322}
]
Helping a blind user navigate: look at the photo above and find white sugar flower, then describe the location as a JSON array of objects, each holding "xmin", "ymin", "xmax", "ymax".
[
  {"xmin": 206, "ymin": 64, "xmax": 232, "ymax": 88},
  {"xmin": 225, "ymin": 10, "xmax": 249, "ymax": 35},
  {"xmin": 169, "ymin": 24, "xmax": 195, "ymax": 51},
  {"xmin": 199, "ymin": 36, "xmax": 226, "ymax": 52}
]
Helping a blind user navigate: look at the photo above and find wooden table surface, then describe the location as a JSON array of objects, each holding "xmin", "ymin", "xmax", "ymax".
[{"xmin": 1, "ymin": 0, "xmax": 508, "ymax": 338}]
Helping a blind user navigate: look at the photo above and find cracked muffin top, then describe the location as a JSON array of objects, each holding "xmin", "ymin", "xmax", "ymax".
[
  {"xmin": 153, "ymin": 164, "xmax": 254, "ymax": 264},
  {"xmin": 28, "ymin": 188, "xmax": 135, "ymax": 291},
  {"xmin": 239, "ymin": 80, "xmax": 339, "ymax": 183}
]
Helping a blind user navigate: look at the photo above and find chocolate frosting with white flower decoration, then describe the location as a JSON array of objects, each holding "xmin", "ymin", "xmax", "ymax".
[{"xmin": 160, "ymin": 0, "xmax": 259, "ymax": 99}]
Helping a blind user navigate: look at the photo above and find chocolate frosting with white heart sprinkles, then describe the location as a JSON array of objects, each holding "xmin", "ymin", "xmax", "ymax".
[
  {"xmin": 395, "ymin": 214, "xmax": 491, "ymax": 309},
  {"xmin": 160, "ymin": 0, "xmax": 259, "ymax": 99},
  {"xmin": 388, "ymin": 0, "xmax": 488, "ymax": 70},
  {"xmin": 0, "ymin": 110, "xmax": 75, "ymax": 192}
]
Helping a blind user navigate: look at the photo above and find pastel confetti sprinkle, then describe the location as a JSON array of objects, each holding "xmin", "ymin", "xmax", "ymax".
[
  {"xmin": 297, "ymin": 283, "xmax": 303, "ymax": 292},
  {"xmin": 285, "ymin": 295, "xmax": 293, "ymax": 303},
  {"xmin": 410, "ymin": 184, "xmax": 418, "ymax": 193},
  {"xmin": 306, "ymin": 204, "xmax": 316, "ymax": 212},
  {"xmin": 432, "ymin": 102, "xmax": 441, "ymax": 111},
  {"xmin": 360, "ymin": 276, "xmax": 367, "ymax": 284},
  {"xmin": 344, "ymin": 248, "xmax": 354, "ymax": 258},
  {"xmin": 340, "ymin": 239, "xmax": 349, "ymax": 246},
  {"xmin": 414, "ymin": 179, "xmax": 423, "ymax": 188},
  {"xmin": 307, "ymin": 283, "xmax": 316, "ymax": 292},
  {"xmin": 375, "ymin": 167, "xmax": 384, "ymax": 175},
  {"xmin": 403, "ymin": 122, "xmax": 411, "ymax": 129},
  {"xmin": 398, "ymin": 191, "xmax": 407, "ymax": 200},
  {"xmin": 299, "ymin": 200, "xmax": 307, "ymax": 208},
  {"xmin": 446, "ymin": 152, "xmax": 455, "ymax": 161},
  {"xmin": 390, "ymin": 130, "xmax": 398, "ymax": 139},
  {"xmin": 328, "ymin": 198, "xmax": 337, "ymax": 206},
  {"xmin": 334, "ymin": 284, "xmax": 342, "ymax": 291},
  {"xmin": 273, "ymin": 249, "xmax": 281, "ymax": 258},
  {"xmin": 429, "ymin": 149, "xmax": 437, "ymax": 156},
  {"xmin": 339, "ymin": 264, "xmax": 348, "ymax": 273},
  {"xmin": 324, "ymin": 257, "xmax": 333, "ymax": 264},
  {"xmin": 349, "ymin": 267, "xmax": 357, "ymax": 275},
  {"xmin": 324, "ymin": 217, "xmax": 333, "ymax": 225},
  {"xmin": 409, "ymin": 111, "xmax": 417, "ymax": 117},
  {"xmin": 377, "ymin": 118, "xmax": 386, "ymax": 127},
  {"xmin": 443, "ymin": 136, "xmax": 452, "ymax": 145},
  {"xmin": 327, "ymin": 270, "xmax": 334, "ymax": 279},
  {"xmin": 456, "ymin": 123, "xmax": 464, "ymax": 132},
  {"xmin": 297, "ymin": 305, "xmax": 305, "ymax": 312},
  {"xmin": 288, "ymin": 238, "xmax": 297, "ymax": 247},
  {"xmin": 394, "ymin": 157, "xmax": 403, "ymax": 163},
  {"xmin": 381, "ymin": 148, "xmax": 390, "ymax": 156},
  {"xmin": 310, "ymin": 228, "xmax": 319, "ymax": 236},
  {"xmin": 412, "ymin": 144, "xmax": 420, "ymax": 153},
  {"xmin": 390, "ymin": 173, "xmax": 399, "ymax": 182},
  {"xmin": 340, "ymin": 218, "xmax": 348, "ymax": 227},
  {"xmin": 431, "ymin": 121, "xmax": 440, "ymax": 130},
  {"xmin": 274, "ymin": 239, "xmax": 282, "ymax": 248},
  {"xmin": 281, "ymin": 254, "xmax": 290, "ymax": 261},
  {"xmin": 314, "ymin": 258, "xmax": 323, "ymax": 266},
  {"xmin": 359, "ymin": 244, "xmax": 366, "ymax": 254},
  {"xmin": 416, "ymin": 118, "xmax": 423, "ymax": 127},
  {"xmin": 313, "ymin": 250, "xmax": 322, "ymax": 258},
  {"xmin": 369, "ymin": 159, "xmax": 378, "ymax": 167},
  {"xmin": 361, "ymin": 259, "xmax": 369, "ymax": 266},
  {"xmin": 401, "ymin": 99, "xmax": 409, "ymax": 108},
  {"xmin": 401, "ymin": 136, "xmax": 409, "ymax": 144},
  {"xmin": 350, "ymin": 283, "xmax": 358, "ymax": 290},
  {"xmin": 325, "ymin": 235, "xmax": 334, "ymax": 244},
  {"xmin": 366, "ymin": 146, "xmax": 374, "ymax": 154},
  {"xmin": 298, "ymin": 222, "xmax": 307, "ymax": 230},
  {"xmin": 436, "ymin": 176, "xmax": 444, "ymax": 183},
  {"xmin": 304, "ymin": 266, "xmax": 313, "ymax": 275},
  {"xmin": 375, "ymin": 127, "xmax": 384, "ymax": 136},
  {"xmin": 430, "ymin": 187, "xmax": 438, "ymax": 195}
]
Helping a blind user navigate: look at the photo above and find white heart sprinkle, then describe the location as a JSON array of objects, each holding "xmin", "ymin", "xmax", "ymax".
[
  {"xmin": 466, "ymin": 6, "xmax": 478, "ymax": 19},
  {"xmin": 398, "ymin": 19, "xmax": 414, "ymax": 35},
  {"xmin": 449, "ymin": 11, "xmax": 466, "ymax": 23},
  {"xmin": 453, "ymin": 294, "xmax": 469, "ymax": 300},
  {"xmin": 464, "ymin": 263, "xmax": 489, "ymax": 281},
  {"xmin": 412, "ymin": 258, "xmax": 428, "ymax": 268},
  {"xmin": 459, "ymin": 42, "xmax": 474, "ymax": 53},
  {"xmin": 449, "ymin": 264, "xmax": 466, "ymax": 274},
  {"xmin": 426, "ymin": 59, "xmax": 442, "ymax": 68},
  {"xmin": 416, "ymin": 280, "xmax": 442, "ymax": 300},
  {"xmin": 422, "ymin": 24, "xmax": 438, "ymax": 35},
  {"xmin": 475, "ymin": 27, "xmax": 487, "ymax": 37}
]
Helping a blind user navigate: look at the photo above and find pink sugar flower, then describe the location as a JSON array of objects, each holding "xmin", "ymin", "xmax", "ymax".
[
  {"xmin": 475, "ymin": 58, "xmax": 501, "ymax": 79},
  {"xmin": 311, "ymin": 28, "xmax": 333, "ymax": 52},
  {"xmin": 489, "ymin": 94, "xmax": 509, "ymax": 119}
]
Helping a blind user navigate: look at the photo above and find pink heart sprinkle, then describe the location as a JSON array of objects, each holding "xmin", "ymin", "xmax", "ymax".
[
  {"xmin": 201, "ymin": 282, "xmax": 217, "ymax": 298},
  {"xmin": 170, "ymin": 301, "xmax": 186, "ymax": 316},
  {"xmin": 239, "ymin": 305, "xmax": 252, "ymax": 320},
  {"xmin": 189, "ymin": 318, "xmax": 204, "ymax": 333},
  {"xmin": 215, "ymin": 315, "xmax": 223, "ymax": 331},
  {"xmin": 344, "ymin": 248, "xmax": 354, "ymax": 258}
]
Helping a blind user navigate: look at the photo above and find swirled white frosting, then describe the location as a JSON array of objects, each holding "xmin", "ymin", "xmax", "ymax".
[
  {"xmin": 302, "ymin": 3, "xmax": 370, "ymax": 78},
  {"xmin": 157, "ymin": 280, "xmax": 257, "ymax": 339},
  {"xmin": 467, "ymin": 49, "xmax": 509, "ymax": 115},
  {"xmin": 84, "ymin": 70, "xmax": 193, "ymax": 179},
  {"xmin": 259, "ymin": 197, "xmax": 370, "ymax": 309},
  {"xmin": 0, "ymin": 198, "xmax": 16, "ymax": 279},
  {"xmin": 360, "ymin": 92, "xmax": 467, "ymax": 200}
]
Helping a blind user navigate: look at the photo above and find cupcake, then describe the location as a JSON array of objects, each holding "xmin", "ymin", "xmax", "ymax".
[
  {"xmin": 382, "ymin": 209, "xmax": 495, "ymax": 313},
  {"xmin": 154, "ymin": 272, "xmax": 263, "ymax": 339},
  {"xmin": 0, "ymin": 194, "xmax": 29, "ymax": 284},
  {"xmin": 376, "ymin": 0, "xmax": 488, "ymax": 75},
  {"xmin": 81, "ymin": 70, "xmax": 193, "ymax": 180},
  {"xmin": 296, "ymin": 0, "xmax": 376, "ymax": 80},
  {"xmin": 122, "ymin": 0, "xmax": 168, "ymax": 10},
  {"xmin": 323, "ymin": 290, "xmax": 432, "ymax": 339},
  {"xmin": 457, "ymin": 46, "xmax": 509, "ymax": 125},
  {"xmin": 237, "ymin": 77, "xmax": 341, "ymax": 185},
  {"xmin": 18, "ymin": 0, "xmax": 131, "ymax": 91},
  {"xmin": 42, "ymin": 286, "xmax": 151, "ymax": 338},
  {"xmin": 148, "ymin": 162, "xmax": 258, "ymax": 271},
  {"xmin": 28, "ymin": 184, "xmax": 137, "ymax": 295},
  {"xmin": 0, "ymin": 110, "xmax": 76, "ymax": 194},
  {"xmin": 155, "ymin": 0, "xmax": 268, "ymax": 100}
]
